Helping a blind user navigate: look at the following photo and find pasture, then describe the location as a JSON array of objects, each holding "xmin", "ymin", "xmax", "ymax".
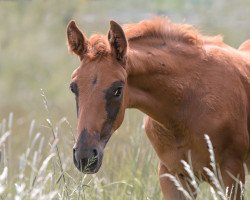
[{"xmin": 1, "ymin": 0, "xmax": 250, "ymax": 199}]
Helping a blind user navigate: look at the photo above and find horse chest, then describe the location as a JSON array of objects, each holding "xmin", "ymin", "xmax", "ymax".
[{"xmin": 144, "ymin": 116, "xmax": 207, "ymax": 174}]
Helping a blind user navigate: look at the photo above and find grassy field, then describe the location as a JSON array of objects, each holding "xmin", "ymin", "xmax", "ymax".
[
  {"xmin": 1, "ymin": 105, "xmax": 250, "ymax": 199},
  {"xmin": 0, "ymin": 105, "xmax": 163, "ymax": 199},
  {"xmin": 1, "ymin": 0, "xmax": 250, "ymax": 199}
]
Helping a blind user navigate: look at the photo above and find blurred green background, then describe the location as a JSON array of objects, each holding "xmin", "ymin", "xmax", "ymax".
[
  {"xmin": 1, "ymin": 0, "xmax": 250, "ymax": 120},
  {"xmin": 0, "ymin": 0, "xmax": 250, "ymax": 199}
]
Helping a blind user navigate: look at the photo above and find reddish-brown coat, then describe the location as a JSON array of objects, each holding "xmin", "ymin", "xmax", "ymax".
[{"xmin": 67, "ymin": 17, "xmax": 250, "ymax": 199}]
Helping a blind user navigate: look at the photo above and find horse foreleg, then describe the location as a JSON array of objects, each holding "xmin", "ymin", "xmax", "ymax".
[
  {"xmin": 158, "ymin": 162, "xmax": 197, "ymax": 200},
  {"xmin": 219, "ymin": 158, "xmax": 245, "ymax": 200}
]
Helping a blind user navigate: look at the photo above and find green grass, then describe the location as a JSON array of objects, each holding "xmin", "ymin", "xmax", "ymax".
[
  {"xmin": 1, "ymin": 103, "xmax": 250, "ymax": 199},
  {"xmin": 0, "ymin": 110, "xmax": 162, "ymax": 199}
]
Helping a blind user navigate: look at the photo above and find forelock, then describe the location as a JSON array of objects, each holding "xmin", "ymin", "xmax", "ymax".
[{"xmin": 87, "ymin": 34, "xmax": 110, "ymax": 59}]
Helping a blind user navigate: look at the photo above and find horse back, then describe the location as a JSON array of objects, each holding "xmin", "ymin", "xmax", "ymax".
[
  {"xmin": 238, "ymin": 40, "xmax": 250, "ymax": 156},
  {"xmin": 239, "ymin": 39, "xmax": 250, "ymax": 53}
]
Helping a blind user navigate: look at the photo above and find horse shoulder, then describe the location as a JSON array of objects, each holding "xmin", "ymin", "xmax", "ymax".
[{"xmin": 143, "ymin": 116, "xmax": 196, "ymax": 173}]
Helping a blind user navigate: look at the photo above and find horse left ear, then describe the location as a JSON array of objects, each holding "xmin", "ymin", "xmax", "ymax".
[
  {"xmin": 67, "ymin": 20, "xmax": 88, "ymax": 60},
  {"xmin": 108, "ymin": 20, "xmax": 127, "ymax": 65}
]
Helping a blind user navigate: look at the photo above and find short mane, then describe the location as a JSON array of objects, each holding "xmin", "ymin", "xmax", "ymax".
[
  {"xmin": 123, "ymin": 17, "xmax": 223, "ymax": 46},
  {"xmin": 87, "ymin": 17, "xmax": 224, "ymax": 59}
]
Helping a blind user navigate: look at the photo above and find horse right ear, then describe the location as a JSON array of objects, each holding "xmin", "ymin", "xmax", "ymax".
[
  {"xmin": 67, "ymin": 21, "xmax": 88, "ymax": 59},
  {"xmin": 108, "ymin": 20, "xmax": 127, "ymax": 65}
]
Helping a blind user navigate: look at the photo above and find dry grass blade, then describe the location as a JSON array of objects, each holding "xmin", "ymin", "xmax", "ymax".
[
  {"xmin": 160, "ymin": 173, "xmax": 193, "ymax": 200},
  {"xmin": 181, "ymin": 160, "xmax": 200, "ymax": 193}
]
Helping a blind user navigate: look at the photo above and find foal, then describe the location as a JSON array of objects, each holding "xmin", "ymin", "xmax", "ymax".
[{"xmin": 67, "ymin": 17, "xmax": 250, "ymax": 199}]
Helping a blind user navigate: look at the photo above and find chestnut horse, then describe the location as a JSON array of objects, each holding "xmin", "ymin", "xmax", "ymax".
[{"xmin": 66, "ymin": 17, "xmax": 250, "ymax": 199}]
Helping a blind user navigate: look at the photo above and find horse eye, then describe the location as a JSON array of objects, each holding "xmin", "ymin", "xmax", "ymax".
[
  {"xmin": 70, "ymin": 82, "xmax": 77, "ymax": 94},
  {"xmin": 113, "ymin": 87, "xmax": 123, "ymax": 97},
  {"xmin": 70, "ymin": 86, "xmax": 75, "ymax": 93}
]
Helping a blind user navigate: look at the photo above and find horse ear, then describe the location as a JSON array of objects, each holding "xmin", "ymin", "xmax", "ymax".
[
  {"xmin": 67, "ymin": 20, "xmax": 88, "ymax": 59},
  {"xmin": 108, "ymin": 20, "xmax": 127, "ymax": 65}
]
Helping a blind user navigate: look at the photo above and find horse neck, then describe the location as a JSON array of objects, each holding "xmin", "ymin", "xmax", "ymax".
[{"xmin": 126, "ymin": 41, "xmax": 203, "ymax": 124}]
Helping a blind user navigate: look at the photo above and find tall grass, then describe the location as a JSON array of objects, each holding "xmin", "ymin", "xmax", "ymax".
[
  {"xmin": 0, "ymin": 108, "xmax": 161, "ymax": 199},
  {"xmin": 160, "ymin": 134, "xmax": 249, "ymax": 200},
  {"xmin": 1, "ymin": 109, "xmax": 250, "ymax": 199}
]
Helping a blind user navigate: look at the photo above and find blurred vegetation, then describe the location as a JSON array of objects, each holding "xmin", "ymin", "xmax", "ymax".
[
  {"xmin": 0, "ymin": 0, "xmax": 250, "ymax": 199},
  {"xmin": 0, "ymin": 0, "xmax": 250, "ymax": 121}
]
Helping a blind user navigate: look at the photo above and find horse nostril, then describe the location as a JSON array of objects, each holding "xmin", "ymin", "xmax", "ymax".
[
  {"xmin": 93, "ymin": 148, "xmax": 98, "ymax": 157},
  {"xmin": 72, "ymin": 147, "xmax": 100, "ymax": 172},
  {"xmin": 73, "ymin": 148, "xmax": 77, "ymax": 158},
  {"xmin": 73, "ymin": 148, "xmax": 79, "ymax": 166}
]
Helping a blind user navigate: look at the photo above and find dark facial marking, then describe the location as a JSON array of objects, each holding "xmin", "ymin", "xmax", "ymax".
[
  {"xmin": 75, "ymin": 96, "xmax": 79, "ymax": 117},
  {"xmin": 104, "ymin": 80, "xmax": 124, "ymax": 122},
  {"xmin": 100, "ymin": 121, "xmax": 113, "ymax": 144},
  {"xmin": 76, "ymin": 128, "xmax": 100, "ymax": 148},
  {"xmin": 99, "ymin": 80, "xmax": 124, "ymax": 143},
  {"xmin": 70, "ymin": 82, "xmax": 79, "ymax": 116},
  {"xmin": 76, "ymin": 128, "xmax": 89, "ymax": 148}
]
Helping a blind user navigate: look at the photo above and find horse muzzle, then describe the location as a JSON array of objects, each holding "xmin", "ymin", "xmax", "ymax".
[{"xmin": 73, "ymin": 146, "xmax": 103, "ymax": 173}]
